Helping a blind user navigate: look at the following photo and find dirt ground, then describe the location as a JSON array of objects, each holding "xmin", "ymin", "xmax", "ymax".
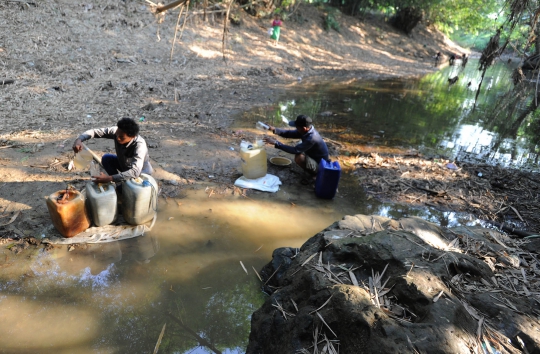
[
  {"xmin": 354, "ymin": 152, "xmax": 540, "ymax": 233},
  {"xmin": 0, "ymin": 0, "xmax": 473, "ymax": 240}
]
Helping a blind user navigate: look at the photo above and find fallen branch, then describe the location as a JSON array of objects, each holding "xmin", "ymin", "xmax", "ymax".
[
  {"xmin": 484, "ymin": 220, "xmax": 536, "ymax": 238},
  {"xmin": 167, "ymin": 313, "xmax": 222, "ymax": 354},
  {"xmin": 6, "ymin": 0, "xmax": 35, "ymax": 5},
  {"xmin": 155, "ymin": 0, "xmax": 189, "ymax": 13},
  {"xmin": 0, "ymin": 144, "xmax": 23, "ymax": 149}
]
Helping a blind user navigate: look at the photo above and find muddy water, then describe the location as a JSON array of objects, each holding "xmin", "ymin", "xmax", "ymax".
[
  {"xmin": 0, "ymin": 182, "xmax": 371, "ymax": 353},
  {"xmin": 0, "ymin": 60, "xmax": 525, "ymax": 353},
  {"xmin": 0, "ymin": 186, "xmax": 467, "ymax": 353}
]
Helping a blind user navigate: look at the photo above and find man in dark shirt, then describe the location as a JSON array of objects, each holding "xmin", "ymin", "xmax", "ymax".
[
  {"xmin": 263, "ymin": 115, "xmax": 329, "ymax": 175},
  {"xmin": 72, "ymin": 117, "xmax": 153, "ymax": 184}
]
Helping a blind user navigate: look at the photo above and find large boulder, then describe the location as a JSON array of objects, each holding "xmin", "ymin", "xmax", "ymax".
[{"xmin": 247, "ymin": 215, "xmax": 540, "ymax": 353}]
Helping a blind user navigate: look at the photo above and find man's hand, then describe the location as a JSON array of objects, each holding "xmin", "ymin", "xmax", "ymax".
[
  {"xmin": 265, "ymin": 123, "xmax": 276, "ymax": 133},
  {"xmin": 263, "ymin": 137, "xmax": 278, "ymax": 145},
  {"xmin": 91, "ymin": 172, "xmax": 113, "ymax": 184},
  {"xmin": 72, "ymin": 138, "xmax": 83, "ymax": 153}
]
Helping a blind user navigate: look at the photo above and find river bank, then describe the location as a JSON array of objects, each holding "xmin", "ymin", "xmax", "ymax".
[{"xmin": 4, "ymin": 1, "xmax": 540, "ymax": 353}]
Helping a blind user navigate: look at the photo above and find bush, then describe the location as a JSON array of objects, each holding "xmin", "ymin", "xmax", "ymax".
[{"xmin": 323, "ymin": 10, "xmax": 340, "ymax": 32}]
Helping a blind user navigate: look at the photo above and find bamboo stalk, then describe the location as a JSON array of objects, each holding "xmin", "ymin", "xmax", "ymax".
[
  {"xmin": 169, "ymin": 5, "xmax": 185, "ymax": 62},
  {"xmin": 178, "ymin": 0, "xmax": 190, "ymax": 41}
]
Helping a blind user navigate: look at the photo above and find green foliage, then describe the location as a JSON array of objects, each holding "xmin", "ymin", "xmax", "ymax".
[
  {"xmin": 427, "ymin": 0, "xmax": 502, "ymax": 34},
  {"xmin": 450, "ymin": 30, "xmax": 493, "ymax": 50},
  {"xmin": 306, "ymin": 0, "xmax": 504, "ymax": 40},
  {"xmin": 507, "ymin": 23, "xmax": 535, "ymax": 54},
  {"xmin": 279, "ymin": 0, "xmax": 294, "ymax": 10},
  {"xmin": 322, "ymin": 7, "xmax": 340, "ymax": 32}
]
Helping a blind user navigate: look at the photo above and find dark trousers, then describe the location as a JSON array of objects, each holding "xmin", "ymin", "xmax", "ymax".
[
  {"xmin": 101, "ymin": 154, "xmax": 122, "ymax": 176},
  {"xmin": 101, "ymin": 154, "xmax": 153, "ymax": 177}
]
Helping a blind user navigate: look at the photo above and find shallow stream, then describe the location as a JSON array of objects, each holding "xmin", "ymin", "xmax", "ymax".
[{"xmin": 1, "ymin": 60, "xmax": 536, "ymax": 353}]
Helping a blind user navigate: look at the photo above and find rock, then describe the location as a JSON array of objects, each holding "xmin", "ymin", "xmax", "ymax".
[
  {"xmin": 247, "ymin": 68, "xmax": 261, "ymax": 76},
  {"xmin": 166, "ymin": 179, "xmax": 179, "ymax": 186},
  {"xmin": 141, "ymin": 102, "xmax": 164, "ymax": 111},
  {"xmin": 260, "ymin": 247, "xmax": 297, "ymax": 294},
  {"xmin": 247, "ymin": 215, "xmax": 540, "ymax": 353},
  {"xmin": 318, "ymin": 111, "xmax": 333, "ymax": 116}
]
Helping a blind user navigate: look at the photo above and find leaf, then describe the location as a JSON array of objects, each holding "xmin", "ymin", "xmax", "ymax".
[
  {"xmin": 153, "ymin": 323, "xmax": 166, "ymax": 354},
  {"xmin": 349, "ymin": 271, "xmax": 359, "ymax": 286},
  {"xmin": 0, "ymin": 211, "xmax": 20, "ymax": 227},
  {"xmin": 239, "ymin": 261, "xmax": 248, "ymax": 275},
  {"xmin": 433, "ymin": 290, "xmax": 444, "ymax": 302}
]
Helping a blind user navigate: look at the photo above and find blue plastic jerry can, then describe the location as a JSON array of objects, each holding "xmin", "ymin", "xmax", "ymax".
[{"xmin": 315, "ymin": 160, "xmax": 341, "ymax": 199}]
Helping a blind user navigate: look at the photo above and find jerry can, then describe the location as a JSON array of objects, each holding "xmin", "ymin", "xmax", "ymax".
[
  {"xmin": 315, "ymin": 160, "xmax": 341, "ymax": 199},
  {"xmin": 240, "ymin": 141, "xmax": 267, "ymax": 179},
  {"xmin": 46, "ymin": 189, "xmax": 91, "ymax": 237},
  {"xmin": 73, "ymin": 149, "xmax": 93, "ymax": 170},
  {"xmin": 85, "ymin": 181, "xmax": 117, "ymax": 227},
  {"xmin": 122, "ymin": 174, "xmax": 158, "ymax": 225}
]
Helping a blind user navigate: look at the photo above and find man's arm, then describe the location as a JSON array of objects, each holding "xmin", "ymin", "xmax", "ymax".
[
  {"xmin": 73, "ymin": 127, "xmax": 117, "ymax": 153},
  {"xmin": 274, "ymin": 137, "xmax": 315, "ymax": 155},
  {"xmin": 274, "ymin": 128, "xmax": 301, "ymax": 139},
  {"xmin": 265, "ymin": 129, "xmax": 315, "ymax": 155}
]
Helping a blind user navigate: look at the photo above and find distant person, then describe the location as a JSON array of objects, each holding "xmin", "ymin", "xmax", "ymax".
[
  {"xmin": 270, "ymin": 14, "xmax": 282, "ymax": 46},
  {"xmin": 449, "ymin": 53, "xmax": 457, "ymax": 65},
  {"xmin": 434, "ymin": 52, "xmax": 442, "ymax": 66},
  {"xmin": 72, "ymin": 117, "xmax": 153, "ymax": 185},
  {"xmin": 263, "ymin": 115, "xmax": 329, "ymax": 178},
  {"xmin": 462, "ymin": 53, "xmax": 468, "ymax": 66}
]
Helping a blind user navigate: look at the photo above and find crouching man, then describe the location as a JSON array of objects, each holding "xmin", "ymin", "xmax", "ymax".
[
  {"xmin": 72, "ymin": 117, "xmax": 153, "ymax": 184},
  {"xmin": 263, "ymin": 115, "xmax": 330, "ymax": 178}
]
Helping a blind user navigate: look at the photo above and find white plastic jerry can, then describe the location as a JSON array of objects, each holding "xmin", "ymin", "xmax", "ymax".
[
  {"xmin": 85, "ymin": 181, "xmax": 118, "ymax": 227},
  {"xmin": 122, "ymin": 174, "xmax": 158, "ymax": 225},
  {"xmin": 240, "ymin": 141, "xmax": 267, "ymax": 179}
]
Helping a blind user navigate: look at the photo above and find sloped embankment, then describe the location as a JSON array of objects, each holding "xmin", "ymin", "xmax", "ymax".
[{"xmin": 248, "ymin": 215, "xmax": 540, "ymax": 353}]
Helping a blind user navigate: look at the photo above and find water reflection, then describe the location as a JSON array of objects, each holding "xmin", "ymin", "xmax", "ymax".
[{"xmin": 238, "ymin": 59, "xmax": 540, "ymax": 170}]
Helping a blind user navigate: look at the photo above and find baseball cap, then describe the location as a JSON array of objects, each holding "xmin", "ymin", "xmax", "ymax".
[{"xmin": 288, "ymin": 115, "xmax": 313, "ymax": 127}]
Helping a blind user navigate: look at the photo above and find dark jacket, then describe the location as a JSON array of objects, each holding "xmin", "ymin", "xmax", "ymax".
[{"xmin": 273, "ymin": 126, "xmax": 329, "ymax": 163}]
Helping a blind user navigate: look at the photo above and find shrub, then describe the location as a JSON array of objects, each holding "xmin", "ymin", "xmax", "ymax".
[{"xmin": 323, "ymin": 11, "xmax": 340, "ymax": 32}]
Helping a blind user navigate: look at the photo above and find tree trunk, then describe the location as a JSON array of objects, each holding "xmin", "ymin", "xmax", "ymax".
[{"xmin": 391, "ymin": 7, "xmax": 422, "ymax": 34}]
